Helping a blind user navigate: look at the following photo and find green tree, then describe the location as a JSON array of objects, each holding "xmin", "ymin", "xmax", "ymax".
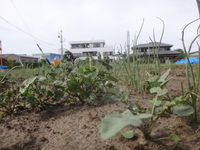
[
  {"xmin": 2, "ymin": 58, "xmax": 14, "ymax": 68},
  {"xmin": 63, "ymin": 51, "xmax": 74, "ymax": 62},
  {"xmin": 173, "ymin": 49, "xmax": 186, "ymax": 62}
]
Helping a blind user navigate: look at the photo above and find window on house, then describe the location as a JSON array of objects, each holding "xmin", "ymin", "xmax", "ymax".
[
  {"xmin": 73, "ymin": 53, "xmax": 82, "ymax": 57},
  {"xmin": 86, "ymin": 44, "xmax": 90, "ymax": 48},
  {"xmin": 71, "ymin": 45, "xmax": 77, "ymax": 49},
  {"xmin": 140, "ymin": 48, "xmax": 147, "ymax": 52},
  {"xmin": 103, "ymin": 52, "xmax": 113, "ymax": 56},
  {"xmin": 82, "ymin": 51, "xmax": 97, "ymax": 56},
  {"xmin": 77, "ymin": 44, "xmax": 85, "ymax": 48},
  {"xmin": 160, "ymin": 48, "xmax": 166, "ymax": 51},
  {"xmin": 93, "ymin": 43, "xmax": 100, "ymax": 48},
  {"xmin": 147, "ymin": 48, "xmax": 152, "ymax": 52}
]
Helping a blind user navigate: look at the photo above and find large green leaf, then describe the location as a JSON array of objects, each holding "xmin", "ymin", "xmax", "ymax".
[
  {"xmin": 120, "ymin": 92, "xmax": 129, "ymax": 102},
  {"xmin": 174, "ymin": 96, "xmax": 186, "ymax": 103},
  {"xmin": 26, "ymin": 95, "xmax": 37, "ymax": 107},
  {"xmin": 150, "ymin": 87, "xmax": 161, "ymax": 94},
  {"xmin": 149, "ymin": 98, "xmax": 161, "ymax": 106},
  {"xmin": 158, "ymin": 68, "xmax": 171, "ymax": 83},
  {"xmin": 46, "ymin": 72, "xmax": 57, "ymax": 79},
  {"xmin": 148, "ymin": 75, "xmax": 159, "ymax": 83},
  {"xmin": 163, "ymin": 101, "xmax": 176, "ymax": 109},
  {"xmin": 53, "ymin": 80, "xmax": 67, "ymax": 88},
  {"xmin": 107, "ymin": 75, "xmax": 118, "ymax": 82},
  {"xmin": 100, "ymin": 110, "xmax": 151, "ymax": 139},
  {"xmin": 37, "ymin": 76, "xmax": 46, "ymax": 82},
  {"xmin": 20, "ymin": 76, "xmax": 38, "ymax": 93},
  {"xmin": 160, "ymin": 77, "xmax": 172, "ymax": 88},
  {"xmin": 120, "ymin": 130, "xmax": 135, "ymax": 139},
  {"xmin": 23, "ymin": 76, "xmax": 38, "ymax": 88},
  {"xmin": 54, "ymin": 90, "xmax": 64, "ymax": 100},
  {"xmin": 157, "ymin": 88, "xmax": 168, "ymax": 96},
  {"xmin": 173, "ymin": 104, "xmax": 194, "ymax": 116},
  {"xmin": 150, "ymin": 87, "xmax": 168, "ymax": 96}
]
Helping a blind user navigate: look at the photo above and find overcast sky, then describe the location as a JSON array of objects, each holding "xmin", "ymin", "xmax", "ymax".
[{"xmin": 0, "ymin": 0, "xmax": 199, "ymax": 55}]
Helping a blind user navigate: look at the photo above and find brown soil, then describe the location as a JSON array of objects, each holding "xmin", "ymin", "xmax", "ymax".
[{"xmin": 0, "ymin": 65, "xmax": 200, "ymax": 150}]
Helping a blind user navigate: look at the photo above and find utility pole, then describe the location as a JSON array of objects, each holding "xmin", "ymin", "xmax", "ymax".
[
  {"xmin": 127, "ymin": 31, "xmax": 130, "ymax": 55},
  {"xmin": 58, "ymin": 30, "xmax": 64, "ymax": 59},
  {"xmin": 0, "ymin": 40, "xmax": 2, "ymax": 66}
]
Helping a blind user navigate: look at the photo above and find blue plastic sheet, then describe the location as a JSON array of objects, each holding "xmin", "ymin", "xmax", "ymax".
[
  {"xmin": 175, "ymin": 57, "xmax": 199, "ymax": 64},
  {"xmin": 0, "ymin": 65, "xmax": 9, "ymax": 69}
]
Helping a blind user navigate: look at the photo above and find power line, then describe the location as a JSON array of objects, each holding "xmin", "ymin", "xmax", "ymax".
[
  {"xmin": 0, "ymin": 15, "xmax": 54, "ymax": 46},
  {"xmin": 10, "ymin": 0, "xmax": 32, "ymax": 36}
]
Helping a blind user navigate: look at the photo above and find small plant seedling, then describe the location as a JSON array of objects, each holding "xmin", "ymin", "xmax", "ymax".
[{"xmin": 156, "ymin": 133, "xmax": 179, "ymax": 150}]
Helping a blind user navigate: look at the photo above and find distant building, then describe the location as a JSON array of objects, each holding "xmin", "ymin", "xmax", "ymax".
[
  {"xmin": 32, "ymin": 53, "xmax": 61, "ymax": 63},
  {"xmin": 69, "ymin": 40, "xmax": 114, "ymax": 59},
  {"xmin": 2, "ymin": 54, "xmax": 38, "ymax": 63},
  {"xmin": 190, "ymin": 51, "xmax": 199, "ymax": 57},
  {"xmin": 58, "ymin": 48, "xmax": 69, "ymax": 55},
  {"xmin": 133, "ymin": 42, "xmax": 181, "ymax": 63}
]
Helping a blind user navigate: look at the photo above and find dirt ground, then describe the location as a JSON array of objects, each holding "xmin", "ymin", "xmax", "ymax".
[{"xmin": 0, "ymin": 65, "xmax": 200, "ymax": 150}]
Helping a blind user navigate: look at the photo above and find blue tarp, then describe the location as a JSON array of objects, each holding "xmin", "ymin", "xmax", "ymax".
[
  {"xmin": 175, "ymin": 57, "xmax": 199, "ymax": 64},
  {"xmin": 0, "ymin": 65, "xmax": 8, "ymax": 69}
]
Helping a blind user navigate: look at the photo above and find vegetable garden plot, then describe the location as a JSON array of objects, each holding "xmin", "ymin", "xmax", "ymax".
[{"xmin": 0, "ymin": 64, "xmax": 200, "ymax": 150}]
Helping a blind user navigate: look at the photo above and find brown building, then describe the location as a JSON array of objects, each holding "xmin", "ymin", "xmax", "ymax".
[
  {"xmin": 2, "ymin": 54, "xmax": 38, "ymax": 63},
  {"xmin": 133, "ymin": 42, "xmax": 181, "ymax": 63}
]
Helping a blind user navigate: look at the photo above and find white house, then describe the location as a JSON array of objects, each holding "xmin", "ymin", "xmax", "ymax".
[{"xmin": 69, "ymin": 40, "xmax": 114, "ymax": 59}]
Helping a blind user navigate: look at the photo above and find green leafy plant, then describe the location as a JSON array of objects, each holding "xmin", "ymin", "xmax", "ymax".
[
  {"xmin": 181, "ymin": 18, "xmax": 200, "ymax": 121},
  {"xmin": 100, "ymin": 110, "xmax": 152, "ymax": 139},
  {"xmin": 20, "ymin": 75, "xmax": 64, "ymax": 108},
  {"xmin": 161, "ymin": 93, "xmax": 195, "ymax": 118},
  {"xmin": 100, "ymin": 68, "xmax": 175, "ymax": 140},
  {"xmin": 146, "ymin": 68, "xmax": 172, "ymax": 90},
  {"xmin": 0, "ymin": 65, "xmax": 26, "ymax": 117},
  {"xmin": 0, "ymin": 87, "xmax": 25, "ymax": 117},
  {"xmin": 19, "ymin": 58, "xmax": 125, "ymax": 107},
  {"xmin": 65, "ymin": 63, "xmax": 122, "ymax": 104}
]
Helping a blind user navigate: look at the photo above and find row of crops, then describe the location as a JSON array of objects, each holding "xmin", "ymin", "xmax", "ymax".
[
  {"xmin": 0, "ymin": 52, "xmax": 199, "ymax": 143},
  {"xmin": 0, "ymin": 58, "xmax": 127, "ymax": 116}
]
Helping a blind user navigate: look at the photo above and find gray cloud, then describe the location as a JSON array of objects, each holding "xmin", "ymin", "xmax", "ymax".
[{"xmin": 0, "ymin": 0, "xmax": 199, "ymax": 55}]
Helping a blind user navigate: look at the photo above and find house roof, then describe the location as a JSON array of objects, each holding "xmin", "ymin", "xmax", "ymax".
[
  {"xmin": 2, "ymin": 54, "xmax": 38, "ymax": 59},
  {"xmin": 190, "ymin": 51, "xmax": 199, "ymax": 54},
  {"xmin": 137, "ymin": 50, "xmax": 181, "ymax": 56},
  {"xmin": 69, "ymin": 40, "xmax": 105, "ymax": 45},
  {"xmin": 33, "ymin": 53, "xmax": 61, "ymax": 56},
  {"xmin": 190, "ymin": 51, "xmax": 199, "ymax": 57},
  {"xmin": 134, "ymin": 42, "xmax": 173, "ymax": 48}
]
